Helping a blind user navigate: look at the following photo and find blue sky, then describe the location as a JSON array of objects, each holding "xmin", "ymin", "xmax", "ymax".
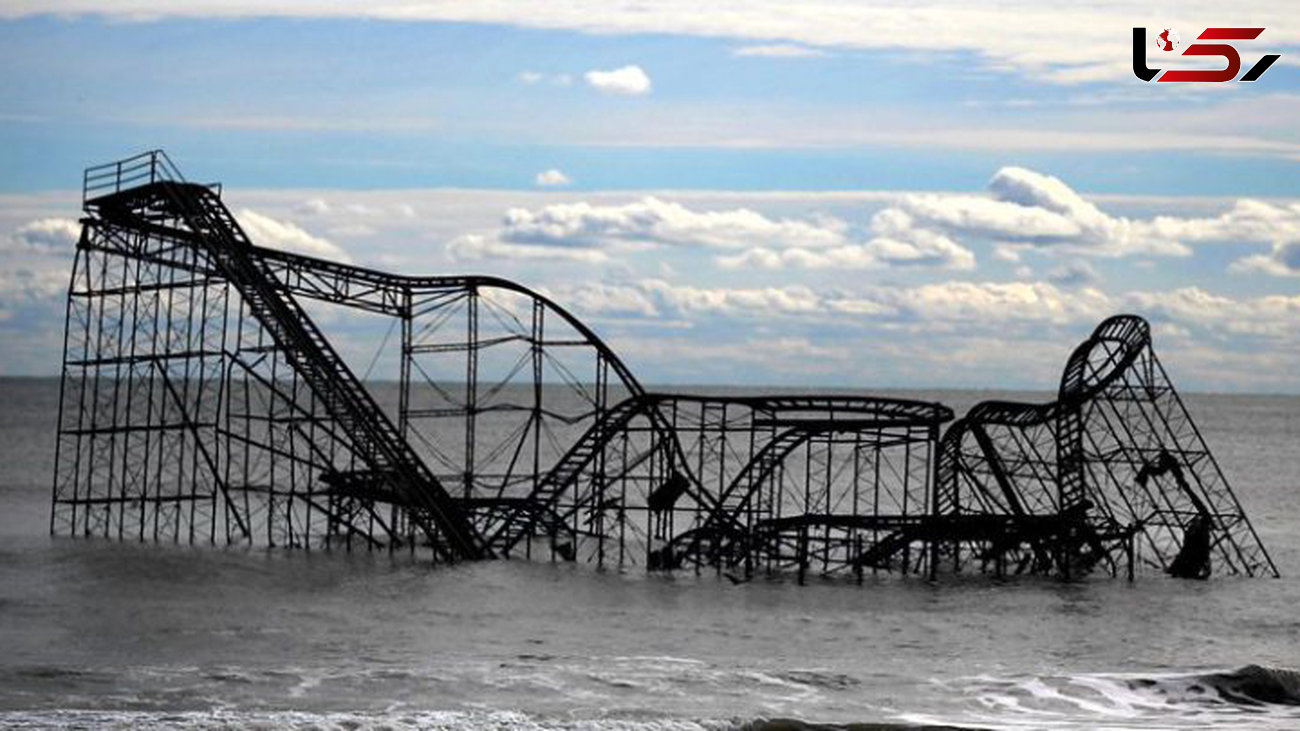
[{"xmin": 1, "ymin": 2, "xmax": 1299, "ymax": 391}]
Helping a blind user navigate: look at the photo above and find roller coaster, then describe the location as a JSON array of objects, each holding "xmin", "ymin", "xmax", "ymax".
[{"xmin": 51, "ymin": 151, "xmax": 1278, "ymax": 580}]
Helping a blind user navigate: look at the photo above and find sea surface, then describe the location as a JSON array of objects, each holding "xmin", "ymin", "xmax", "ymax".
[{"xmin": 2, "ymin": 377, "xmax": 1299, "ymax": 730}]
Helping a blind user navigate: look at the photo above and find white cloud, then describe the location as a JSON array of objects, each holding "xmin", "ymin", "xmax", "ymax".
[
  {"xmin": 236, "ymin": 209, "xmax": 352, "ymax": 262},
  {"xmin": 426, "ymin": 165, "xmax": 1300, "ymax": 272},
  {"xmin": 584, "ymin": 65, "xmax": 651, "ymax": 96},
  {"xmin": 496, "ymin": 196, "xmax": 845, "ymax": 251},
  {"xmin": 993, "ymin": 244, "xmax": 1025, "ymax": 262},
  {"xmin": 1046, "ymin": 260, "xmax": 1099, "ymax": 288},
  {"xmin": 537, "ymin": 281, "xmax": 658, "ymax": 317},
  {"xmin": 883, "ymin": 280, "xmax": 1111, "ymax": 326},
  {"xmin": 453, "ymin": 194, "xmax": 976, "ymax": 269},
  {"xmin": 519, "ymin": 71, "xmax": 572, "ymax": 86},
  {"xmin": 5, "ymin": 188, "xmax": 1298, "ymax": 390},
  {"xmin": 716, "ymin": 227, "xmax": 975, "ymax": 271},
  {"xmin": 732, "ymin": 43, "xmax": 826, "ymax": 58},
  {"xmin": 446, "ymin": 232, "xmax": 609, "ymax": 263},
  {"xmin": 295, "ymin": 198, "xmax": 331, "ymax": 216},
  {"xmin": 714, "ymin": 166, "xmax": 1246, "ymax": 270},
  {"xmin": 1121, "ymin": 288, "xmax": 1300, "ymax": 359},
  {"xmin": 7, "ymin": 218, "xmax": 80, "ymax": 253},
  {"xmin": 641, "ymin": 278, "xmax": 823, "ymax": 317},
  {"xmin": 546, "ymin": 278, "xmax": 1112, "ymax": 327},
  {"xmin": 610, "ymin": 335, "xmax": 855, "ymax": 381},
  {"xmin": 1231, "ymin": 244, "xmax": 1300, "ymax": 277},
  {"xmin": 1161, "ymin": 199, "xmax": 1300, "ymax": 277},
  {"xmin": 893, "ymin": 167, "xmax": 1192, "ymax": 258},
  {"xmin": 0, "ymin": 263, "xmax": 70, "ymax": 325},
  {"xmin": 847, "ymin": 167, "xmax": 1300, "ymax": 268},
  {"xmin": 551, "ymin": 279, "xmax": 1300, "ymax": 370},
  {"xmin": 1147, "ymin": 199, "xmax": 1300, "ymax": 244},
  {"xmin": 14, "ymin": 2, "xmax": 1299, "ymax": 85},
  {"xmin": 534, "ymin": 169, "xmax": 572, "ymax": 187},
  {"xmin": 0, "ymin": 266, "xmax": 68, "ymax": 302}
]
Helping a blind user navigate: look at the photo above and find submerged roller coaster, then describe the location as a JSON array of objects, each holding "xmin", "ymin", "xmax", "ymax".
[{"xmin": 52, "ymin": 151, "xmax": 1278, "ymax": 581}]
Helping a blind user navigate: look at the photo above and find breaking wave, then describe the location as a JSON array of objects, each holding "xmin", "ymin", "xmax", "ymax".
[
  {"xmin": 6, "ymin": 668, "xmax": 1300, "ymax": 731},
  {"xmin": 1186, "ymin": 664, "xmax": 1300, "ymax": 706},
  {"xmin": 902, "ymin": 664, "xmax": 1300, "ymax": 730}
]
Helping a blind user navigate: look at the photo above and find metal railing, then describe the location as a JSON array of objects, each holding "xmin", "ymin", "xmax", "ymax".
[{"xmin": 83, "ymin": 150, "xmax": 219, "ymax": 203}]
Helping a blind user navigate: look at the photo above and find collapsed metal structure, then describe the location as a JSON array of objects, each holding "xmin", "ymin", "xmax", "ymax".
[{"xmin": 51, "ymin": 152, "xmax": 1278, "ymax": 580}]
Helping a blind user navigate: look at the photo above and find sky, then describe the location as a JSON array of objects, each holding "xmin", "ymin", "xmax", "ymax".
[{"xmin": 1, "ymin": 1, "xmax": 1298, "ymax": 392}]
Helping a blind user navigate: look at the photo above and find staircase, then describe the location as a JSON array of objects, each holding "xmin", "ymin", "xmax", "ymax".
[
  {"xmin": 85, "ymin": 152, "xmax": 488, "ymax": 562},
  {"xmin": 1054, "ymin": 404, "xmax": 1088, "ymax": 513}
]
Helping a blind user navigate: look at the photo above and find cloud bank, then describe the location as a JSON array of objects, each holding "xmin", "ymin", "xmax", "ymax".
[
  {"xmin": 237, "ymin": 209, "xmax": 352, "ymax": 263},
  {"xmin": 445, "ymin": 167, "xmax": 1300, "ymax": 277},
  {"xmin": 8, "ymin": 1, "xmax": 1296, "ymax": 84},
  {"xmin": 447, "ymin": 196, "xmax": 976, "ymax": 270}
]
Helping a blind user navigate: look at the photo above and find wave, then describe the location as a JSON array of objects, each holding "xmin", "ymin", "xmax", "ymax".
[
  {"xmin": 893, "ymin": 664, "xmax": 1300, "ymax": 730},
  {"xmin": 737, "ymin": 721, "xmax": 981, "ymax": 731},
  {"xmin": 1183, "ymin": 665, "xmax": 1300, "ymax": 706},
  {"xmin": 0, "ymin": 712, "xmax": 973, "ymax": 731},
  {"xmin": 5, "ymin": 664, "xmax": 1298, "ymax": 730}
]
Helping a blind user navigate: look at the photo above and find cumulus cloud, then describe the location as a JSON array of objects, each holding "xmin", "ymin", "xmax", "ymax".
[
  {"xmin": 883, "ymin": 280, "xmax": 1111, "ymax": 325},
  {"xmin": 1184, "ymin": 200, "xmax": 1300, "ymax": 277},
  {"xmin": 717, "ymin": 207, "xmax": 975, "ymax": 271},
  {"xmin": 1232, "ymin": 243, "xmax": 1300, "ymax": 277},
  {"xmin": 537, "ymin": 281, "xmax": 658, "ymax": 317},
  {"xmin": 498, "ymin": 197, "xmax": 843, "ymax": 251},
  {"xmin": 7, "ymin": 218, "xmax": 80, "ymax": 253},
  {"xmin": 1124, "ymin": 287, "xmax": 1300, "ymax": 340},
  {"xmin": 544, "ymin": 278, "xmax": 1299, "ymax": 359},
  {"xmin": 732, "ymin": 43, "xmax": 826, "ymax": 57},
  {"xmin": 716, "ymin": 231, "xmax": 975, "ymax": 271},
  {"xmin": 1046, "ymin": 260, "xmax": 1098, "ymax": 288},
  {"xmin": 448, "ymin": 196, "xmax": 974, "ymax": 270},
  {"xmin": 892, "ymin": 167, "xmax": 1191, "ymax": 258},
  {"xmin": 652, "ymin": 166, "xmax": 1300, "ymax": 273},
  {"xmin": 446, "ymin": 233, "xmax": 609, "ymax": 263},
  {"xmin": 543, "ymin": 278, "xmax": 1114, "ymax": 327},
  {"xmin": 590, "ymin": 279, "xmax": 1300, "ymax": 389},
  {"xmin": 534, "ymin": 169, "xmax": 571, "ymax": 187},
  {"xmin": 236, "ymin": 209, "xmax": 352, "ymax": 263},
  {"xmin": 584, "ymin": 65, "xmax": 651, "ymax": 96},
  {"xmin": 843, "ymin": 167, "xmax": 1300, "ymax": 273}
]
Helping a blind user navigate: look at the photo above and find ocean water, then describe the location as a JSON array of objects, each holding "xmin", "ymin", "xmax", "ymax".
[{"xmin": 2, "ymin": 377, "xmax": 1299, "ymax": 730}]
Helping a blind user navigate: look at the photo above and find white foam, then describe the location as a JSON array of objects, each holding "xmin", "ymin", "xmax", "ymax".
[
  {"xmin": 0, "ymin": 710, "xmax": 740, "ymax": 731},
  {"xmin": 909, "ymin": 670, "xmax": 1300, "ymax": 731}
]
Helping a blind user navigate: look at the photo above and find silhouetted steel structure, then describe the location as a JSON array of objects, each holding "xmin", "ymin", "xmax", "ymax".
[
  {"xmin": 52, "ymin": 152, "xmax": 1277, "ymax": 580},
  {"xmin": 933, "ymin": 316, "xmax": 1277, "ymax": 578}
]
